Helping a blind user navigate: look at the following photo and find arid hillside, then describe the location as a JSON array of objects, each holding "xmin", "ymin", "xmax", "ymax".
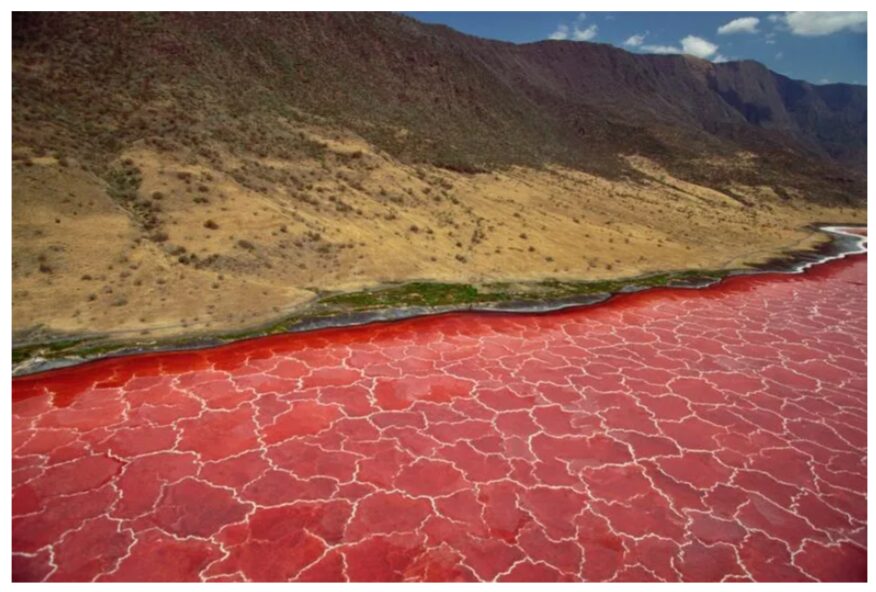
[{"xmin": 11, "ymin": 12, "xmax": 866, "ymax": 348}]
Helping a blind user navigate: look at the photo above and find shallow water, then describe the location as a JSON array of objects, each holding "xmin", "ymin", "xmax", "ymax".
[{"xmin": 12, "ymin": 248, "xmax": 867, "ymax": 581}]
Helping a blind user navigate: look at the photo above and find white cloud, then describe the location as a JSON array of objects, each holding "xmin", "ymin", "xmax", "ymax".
[
  {"xmin": 577, "ymin": 13, "xmax": 587, "ymax": 22},
  {"xmin": 818, "ymin": 77, "xmax": 831, "ymax": 84},
  {"xmin": 641, "ymin": 44, "xmax": 682, "ymax": 55},
  {"xmin": 775, "ymin": 51, "xmax": 784, "ymax": 60},
  {"xmin": 548, "ymin": 20, "xmax": 597, "ymax": 42},
  {"xmin": 781, "ymin": 12, "xmax": 866, "ymax": 36},
  {"xmin": 718, "ymin": 16, "xmax": 760, "ymax": 35},
  {"xmin": 624, "ymin": 33, "xmax": 646, "ymax": 47},
  {"xmin": 680, "ymin": 35, "xmax": 719, "ymax": 59},
  {"xmin": 572, "ymin": 24, "xmax": 598, "ymax": 41},
  {"xmin": 639, "ymin": 35, "xmax": 725, "ymax": 62},
  {"xmin": 549, "ymin": 24, "xmax": 569, "ymax": 40}
]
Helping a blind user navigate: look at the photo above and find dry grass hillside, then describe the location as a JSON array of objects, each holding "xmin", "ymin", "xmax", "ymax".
[{"xmin": 12, "ymin": 121, "xmax": 863, "ymax": 344}]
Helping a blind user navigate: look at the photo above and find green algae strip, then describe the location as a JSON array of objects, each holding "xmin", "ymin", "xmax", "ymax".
[
  {"xmin": 319, "ymin": 281, "xmax": 486, "ymax": 308},
  {"xmin": 319, "ymin": 270, "xmax": 726, "ymax": 310},
  {"xmin": 11, "ymin": 268, "xmax": 733, "ymax": 372}
]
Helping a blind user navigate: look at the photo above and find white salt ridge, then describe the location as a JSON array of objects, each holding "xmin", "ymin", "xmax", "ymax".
[{"xmin": 791, "ymin": 225, "xmax": 868, "ymax": 273}]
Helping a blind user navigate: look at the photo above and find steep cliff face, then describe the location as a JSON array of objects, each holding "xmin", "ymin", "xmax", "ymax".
[
  {"xmin": 704, "ymin": 60, "xmax": 866, "ymax": 165},
  {"xmin": 12, "ymin": 12, "xmax": 866, "ymax": 201}
]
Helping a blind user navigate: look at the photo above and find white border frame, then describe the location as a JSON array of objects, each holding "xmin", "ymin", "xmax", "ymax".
[{"xmin": 3, "ymin": 2, "xmax": 872, "ymax": 589}]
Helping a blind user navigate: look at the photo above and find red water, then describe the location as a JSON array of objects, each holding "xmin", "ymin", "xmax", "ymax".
[{"xmin": 12, "ymin": 255, "xmax": 867, "ymax": 582}]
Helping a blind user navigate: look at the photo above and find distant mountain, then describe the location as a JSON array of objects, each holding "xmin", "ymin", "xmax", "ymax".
[{"xmin": 12, "ymin": 12, "xmax": 866, "ymax": 202}]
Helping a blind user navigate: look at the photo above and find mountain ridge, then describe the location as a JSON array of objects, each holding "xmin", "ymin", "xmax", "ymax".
[{"xmin": 12, "ymin": 11, "xmax": 866, "ymax": 202}]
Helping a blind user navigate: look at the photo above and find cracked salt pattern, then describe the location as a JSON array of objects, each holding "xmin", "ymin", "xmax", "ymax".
[{"xmin": 12, "ymin": 251, "xmax": 867, "ymax": 582}]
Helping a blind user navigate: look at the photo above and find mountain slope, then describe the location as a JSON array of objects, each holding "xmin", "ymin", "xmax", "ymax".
[
  {"xmin": 11, "ymin": 12, "xmax": 866, "ymax": 347},
  {"xmin": 12, "ymin": 12, "xmax": 865, "ymax": 199}
]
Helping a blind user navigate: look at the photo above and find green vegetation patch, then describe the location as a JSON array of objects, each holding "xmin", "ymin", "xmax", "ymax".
[
  {"xmin": 320, "ymin": 281, "xmax": 500, "ymax": 309},
  {"xmin": 12, "ymin": 337, "xmax": 90, "ymax": 365},
  {"xmin": 318, "ymin": 269, "xmax": 731, "ymax": 314},
  {"xmin": 104, "ymin": 163, "xmax": 142, "ymax": 203}
]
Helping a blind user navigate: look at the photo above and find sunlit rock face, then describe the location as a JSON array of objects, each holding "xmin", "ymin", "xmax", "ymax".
[{"xmin": 12, "ymin": 254, "xmax": 866, "ymax": 582}]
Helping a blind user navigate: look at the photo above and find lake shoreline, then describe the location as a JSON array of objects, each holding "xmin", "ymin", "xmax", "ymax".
[{"xmin": 12, "ymin": 223, "xmax": 867, "ymax": 377}]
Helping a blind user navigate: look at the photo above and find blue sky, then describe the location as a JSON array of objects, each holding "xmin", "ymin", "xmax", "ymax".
[{"xmin": 406, "ymin": 12, "xmax": 867, "ymax": 85}]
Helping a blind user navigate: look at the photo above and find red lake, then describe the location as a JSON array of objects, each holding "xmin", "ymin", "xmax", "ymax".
[{"xmin": 12, "ymin": 250, "xmax": 867, "ymax": 582}]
